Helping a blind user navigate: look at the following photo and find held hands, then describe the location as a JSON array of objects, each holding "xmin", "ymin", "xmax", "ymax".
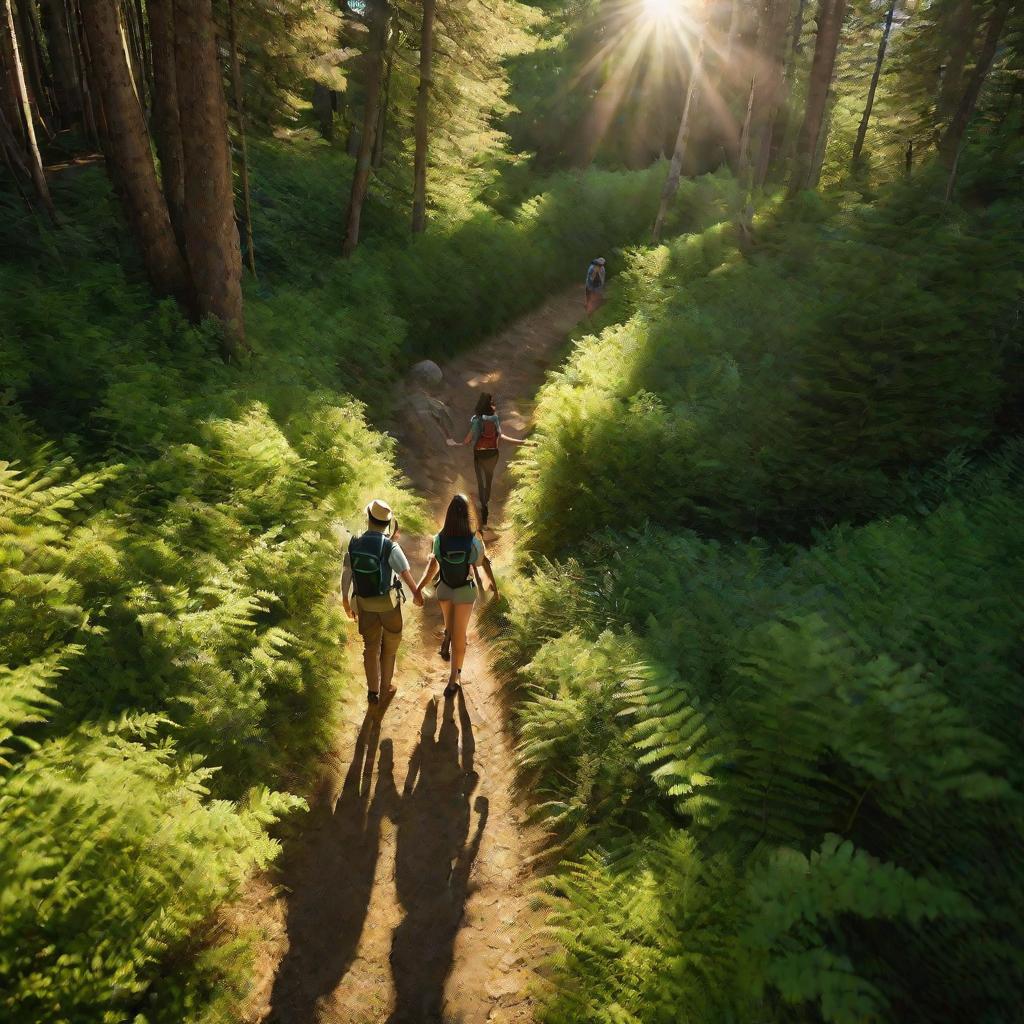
[
  {"xmin": 343, "ymin": 601, "xmax": 356, "ymax": 621},
  {"xmin": 446, "ymin": 437, "xmax": 459, "ymax": 447},
  {"xmin": 412, "ymin": 586, "xmax": 425, "ymax": 608}
]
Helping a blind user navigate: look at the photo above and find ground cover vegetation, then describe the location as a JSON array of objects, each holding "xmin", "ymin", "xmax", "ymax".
[{"xmin": 1, "ymin": 0, "xmax": 1021, "ymax": 1015}]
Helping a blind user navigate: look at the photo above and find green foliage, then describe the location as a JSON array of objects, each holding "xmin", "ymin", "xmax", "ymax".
[
  {"xmin": 506, "ymin": 444, "xmax": 1024, "ymax": 1022},
  {"xmin": 501, "ymin": 169, "xmax": 1024, "ymax": 1020},
  {"xmin": 512, "ymin": 185, "xmax": 1022, "ymax": 554}
]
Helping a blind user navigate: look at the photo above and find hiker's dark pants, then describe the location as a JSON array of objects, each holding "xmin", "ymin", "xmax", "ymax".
[
  {"xmin": 474, "ymin": 449, "xmax": 499, "ymax": 509},
  {"xmin": 357, "ymin": 603, "xmax": 403, "ymax": 693}
]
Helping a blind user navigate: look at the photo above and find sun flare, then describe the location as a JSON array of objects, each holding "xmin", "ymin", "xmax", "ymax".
[{"xmin": 641, "ymin": 0, "xmax": 684, "ymax": 24}]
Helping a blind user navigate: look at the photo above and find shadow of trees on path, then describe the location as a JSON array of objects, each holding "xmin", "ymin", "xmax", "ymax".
[{"xmin": 268, "ymin": 692, "xmax": 486, "ymax": 1024}]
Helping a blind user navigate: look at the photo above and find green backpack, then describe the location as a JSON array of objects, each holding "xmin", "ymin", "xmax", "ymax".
[
  {"xmin": 438, "ymin": 534, "xmax": 475, "ymax": 589},
  {"xmin": 349, "ymin": 532, "xmax": 397, "ymax": 598}
]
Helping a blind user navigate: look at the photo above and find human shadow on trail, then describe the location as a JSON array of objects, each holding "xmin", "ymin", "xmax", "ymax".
[
  {"xmin": 388, "ymin": 691, "xmax": 488, "ymax": 1023},
  {"xmin": 269, "ymin": 712, "xmax": 398, "ymax": 1023}
]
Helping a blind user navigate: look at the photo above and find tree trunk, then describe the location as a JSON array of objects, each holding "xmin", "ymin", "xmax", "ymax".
[
  {"xmin": 2, "ymin": 0, "xmax": 54, "ymax": 215},
  {"xmin": 341, "ymin": 0, "xmax": 386, "ymax": 258},
  {"xmin": 371, "ymin": 38, "xmax": 392, "ymax": 169},
  {"xmin": 773, "ymin": 0, "xmax": 806, "ymax": 174},
  {"xmin": 0, "ymin": 5, "xmax": 24, "ymax": 136},
  {"xmin": 809, "ymin": 81, "xmax": 835, "ymax": 185},
  {"xmin": 736, "ymin": 70, "xmax": 757, "ymax": 172},
  {"xmin": 71, "ymin": 0, "xmax": 102, "ymax": 144},
  {"xmin": 652, "ymin": 21, "xmax": 707, "ymax": 242},
  {"xmin": 937, "ymin": 0, "xmax": 976, "ymax": 122},
  {"xmin": 312, "ymin": 80, "xmax": 333, "ymax": 138},
  {"xmin": 850, "ymin": 0, "xmax": 896, "ymax": 167},
  {"xmin": 751, "ymin": 0, "xmax": 792, "ymax": 187},
  {"xmin": 81, "ymin": 0, "xmax": 187, "ymax": 288},
  {"xmin": 37, "ymin": 0, "xmax": 80, "ymax": 127},
  {"xmin": 173, "ymin": 0, "xmax": 246, "ymax": 356},
  {"xmin": 120, "ymin": 0, "xmax": 145, "ymax": 108},
  {"xmin": 787, "ymin": 0, "xmax": 848, "ymax": 195},
  {"xmin": 938, "ymin": 0, "xmax": 1012, "ymax": 200},
  {"xmin": 15, "ymin": 0, "xmax": 51, "ymax": 126},
  {"xmin": 411, "ymin": 0, "xmax": 434, "ymax": 234},
  {"xmin": 146, "ymin": 0, "xmax": 184, "ymax": 245},
  {"xmin": 226, "ymin": 0, "xmax": 255, "ymax": 275}
]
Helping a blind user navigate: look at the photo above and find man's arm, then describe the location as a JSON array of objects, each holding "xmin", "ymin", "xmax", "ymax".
[{"xmin": 341, "ymin": 552, "xmax": 355, "ymax": 619}]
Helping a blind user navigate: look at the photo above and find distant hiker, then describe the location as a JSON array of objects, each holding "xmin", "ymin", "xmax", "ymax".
[
  {"xmin": 585, "ymin": 256, "xmax": 607, "ymax": 315},
  {"xmin": 446, "ymin": 392, "xmax": 528, "ymax": 528},
  {"xmin": 414, "ymin": 494, "xmax": 488, "ymax": 698},
  {"xmin": 342, "ymin": 499, "xmax": 423, "ymax": 704}
]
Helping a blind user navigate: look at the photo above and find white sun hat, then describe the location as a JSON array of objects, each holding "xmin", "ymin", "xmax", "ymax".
[
  {"xmin": 595, "ymin": 257, "xmax": 606, "ymax": 265},
  {"xmin": 365, "ymin": 499, "xmax": 394, "ymax": 524}
]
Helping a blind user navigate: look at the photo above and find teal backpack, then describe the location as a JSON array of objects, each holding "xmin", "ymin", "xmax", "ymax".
[
  {"xmin": 349, "ymin": 531, "xmax": 398, "ymax": 598},
  {"xmin": 438, "ymin": 535, "xmax": 475, "ymax": 589}
]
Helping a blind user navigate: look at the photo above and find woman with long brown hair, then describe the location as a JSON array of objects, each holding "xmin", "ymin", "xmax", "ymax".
[
  {"xmin": 414, "ymin": 493, "xmax": 487, "ymax": 697},
  {"xmin": 447, "ymin": 392, "xmax": 528, "ymax": 527}
]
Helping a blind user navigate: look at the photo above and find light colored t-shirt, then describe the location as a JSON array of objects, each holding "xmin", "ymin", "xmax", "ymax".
[{"xmin": 345, "ymin": 531, "xmax": 410, "ymax": 612}]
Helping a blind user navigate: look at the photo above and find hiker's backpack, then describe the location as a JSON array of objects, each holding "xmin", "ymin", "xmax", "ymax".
[
  {"xmin": 587, "ymin": 263, "xmax": 603, "ymax": 289},
  {"xmin": 438, "ymin": 534, "xmax": 475, "ymax": 589},
  {"xmin": 475, "ymin": 416, "xmax": 499, "ymax": 451},
  {"xmin": 348, "ymin": 531, "xmax": 397, "ymax": 598}
]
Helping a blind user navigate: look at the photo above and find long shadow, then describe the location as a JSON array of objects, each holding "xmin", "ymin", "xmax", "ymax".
[
  {"xmin": 388, "ymin": 691, "xmax": 488, "ymax": 1023},
  {"xmin": 269, "ymin": 712, "xmax": 398, "ymax": 1023}
]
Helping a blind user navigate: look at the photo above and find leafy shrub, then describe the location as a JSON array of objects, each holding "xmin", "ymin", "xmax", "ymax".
[
  {"xmin": 512, "ymin": 187, "xmax": 1022, "ymax": 554},
  {"xmin": 504, "ymin": 443, "xmax": 1024, "ymax": 1023}
]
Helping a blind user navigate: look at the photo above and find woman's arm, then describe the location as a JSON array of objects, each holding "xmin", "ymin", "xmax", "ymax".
[
  {"xmin": 499, "ymin": 430, "xmax": 530, "ymax": 446},
  {"xmin": 415, "ymin": 556, "xmax": 439, "ymax": 593},
  {"xmin": 447, "ymin": 428, "xmax": 474, "ymax": 448}
]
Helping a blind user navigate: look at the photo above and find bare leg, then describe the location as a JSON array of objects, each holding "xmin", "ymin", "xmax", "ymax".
[
  {"xmin": 448, "ymin": 602, "xmax": 474, "ymax": 686},
  {"xmin": 438, "ymin": 598, "xmax": 452, "ymax": 660}
]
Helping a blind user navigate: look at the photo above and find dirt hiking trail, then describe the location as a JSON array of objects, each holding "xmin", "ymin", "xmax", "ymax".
[{"xmin": 244, "ymin": 289, "xmax": 584, "ymax": 1024}]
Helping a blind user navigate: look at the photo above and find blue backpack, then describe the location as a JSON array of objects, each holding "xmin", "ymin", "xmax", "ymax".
[
  {"xmin": 438, "ymin": 535, "xmax": 475, "ymax": 588},
  {"xmin": 349, "ymin": 531, "xmax": 397, "ymax": 598}
]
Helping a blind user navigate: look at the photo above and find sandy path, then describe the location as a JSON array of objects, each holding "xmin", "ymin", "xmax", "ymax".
[{"xmin": 248, "ymin": 289, "xmax": 584, "ymax": 1024}]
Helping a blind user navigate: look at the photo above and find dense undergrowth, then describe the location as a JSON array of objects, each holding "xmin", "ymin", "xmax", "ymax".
[
  {"xmin": 0, "ymin": 137, "xmax": 723, "ymax": 1021},
  {"xmin": 499, "ymin": 166, "xmax": 1024, "ymax": 1023}
]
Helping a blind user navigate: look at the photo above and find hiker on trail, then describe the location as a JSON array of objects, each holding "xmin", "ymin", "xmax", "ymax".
[
  {"xmin": 446, "ymin": 392, "xmax": 528, "ymax": 528},
  {"xmin": 414, "ymin": 494, "xmax": 487, "ymax": 698},
  {"xmin": 342, "ymin": 499, "xmax": 423, "ymax": 704},
  {"xmin": 585, "ymin": 256, "xmax": 606, "ymax": 315}
]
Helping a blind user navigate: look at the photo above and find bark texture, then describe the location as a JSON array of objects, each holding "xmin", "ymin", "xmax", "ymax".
[
  {"xmin": 3, "ymin": 0, "xmax": 54, "ymax": 215},
  {"xmin": 147, "ymin": 0, "xmax": 184, "ymax": 243},
  {"xmin": 937, "ymin": 0, "xmax": 976, "ymax": 122},
  {"xmin": 81, "ymin": 0, "xmax": 186, "ymax": 290},
  {"xmin": 341, "ymin": 0, "xmax": 386, "ymax": 258},
  {"xmin": 38, "ymin": 0, "xmax": 81, "ymax": 126},
  {"xmin": 787, "ymin": 0, "xmax": 848, "ymax": 195},
  {"xmin": 411, "ymin": 0, "xmax": 435, "ymax": 234},
  {"xmin": 227, "ymin": 0, "xmax": 255, "ymax": 274},
  {"xmin": 173, "ymin": 0, "xmax": 246, "ymax": 355}
]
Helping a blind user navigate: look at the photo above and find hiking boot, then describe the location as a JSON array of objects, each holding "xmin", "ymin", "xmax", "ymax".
[
  {"xmin": 480, "ymin": 503, "xmax": 489, "ymax": 526},
  {"xmin": 439, "ymin": 630, "xmax": 451, "ymax": 661}
]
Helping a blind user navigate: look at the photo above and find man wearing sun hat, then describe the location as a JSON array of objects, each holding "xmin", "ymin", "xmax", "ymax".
[{"xmin": 342, "ymin": 499, "xmax": 423, "ymax": 703}]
